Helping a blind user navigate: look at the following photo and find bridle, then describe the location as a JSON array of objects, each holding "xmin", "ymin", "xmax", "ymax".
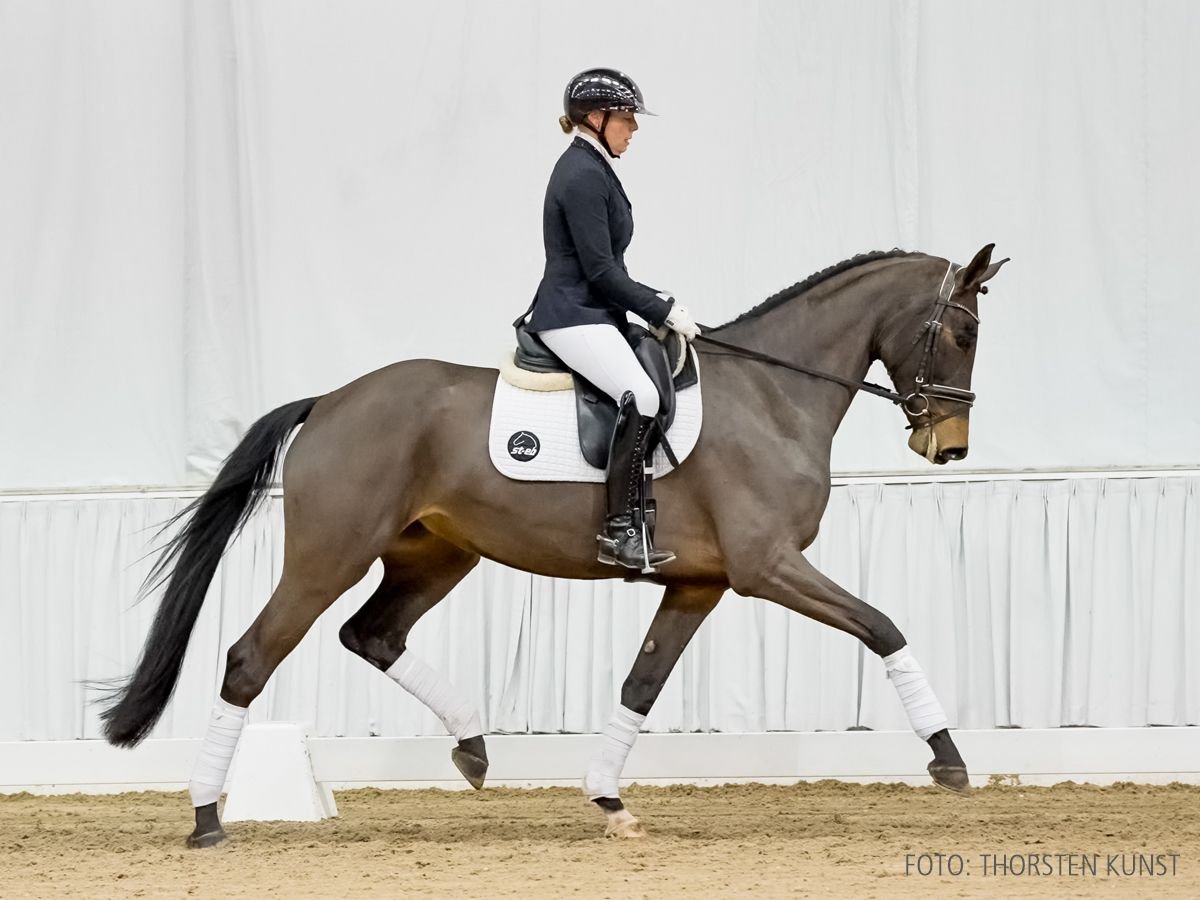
[
  {"xmin": 896, "ymin": 261, "xmax": 978, "ymax": 422},
  {"xmin": 694, "ymin": 261, "xmax": 978, "ymax": 429}
]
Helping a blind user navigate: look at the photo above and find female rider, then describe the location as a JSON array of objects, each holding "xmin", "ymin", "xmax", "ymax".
[{"xmin": 525, "ymin": 68, "xmax": 700, "ymax": 572}]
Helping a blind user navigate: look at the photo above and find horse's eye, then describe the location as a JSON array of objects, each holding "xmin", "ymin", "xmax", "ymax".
[{"xmin": 954, "ymin": 324, "xmax": 977, "ymax": 352}]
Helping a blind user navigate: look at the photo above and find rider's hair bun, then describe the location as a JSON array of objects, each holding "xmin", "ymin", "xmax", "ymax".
[{"xmin": 558, "ymin": 115, "xmax": 574, "ymax": 134}]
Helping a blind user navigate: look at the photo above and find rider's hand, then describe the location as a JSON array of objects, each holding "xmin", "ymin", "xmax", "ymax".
[{"xmin": 659, "ymin": 294, "xmax": 701, "ymax": 342}]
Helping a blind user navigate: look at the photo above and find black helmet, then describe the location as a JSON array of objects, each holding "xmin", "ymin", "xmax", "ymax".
[{"xmin": 563, "ymin": 68, "xmax": 655, "ymax": 124}]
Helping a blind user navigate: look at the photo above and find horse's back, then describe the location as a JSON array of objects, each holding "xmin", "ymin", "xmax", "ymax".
[
  {"xmin": 302, "ymin": 360, "xmax": 494, "ymax": 436},
  {"xmin": 280, "ymin": 359, "xmax": 499, "ymax": 520}
]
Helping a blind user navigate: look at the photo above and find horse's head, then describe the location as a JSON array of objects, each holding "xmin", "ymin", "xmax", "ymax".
[{"xmin": 879, "ymin": 244, "xmax": 1008, "ymax": 465}]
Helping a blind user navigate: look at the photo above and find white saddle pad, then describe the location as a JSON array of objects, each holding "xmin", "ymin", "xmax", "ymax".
[{"xmin": 488, "ymin": 368, "xmax": 703, "ymax": 484}]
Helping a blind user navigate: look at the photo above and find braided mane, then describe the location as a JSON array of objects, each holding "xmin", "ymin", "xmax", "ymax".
[{"xmin": 716, "ymin": 249, "xmax": 917, "ymax": 328}]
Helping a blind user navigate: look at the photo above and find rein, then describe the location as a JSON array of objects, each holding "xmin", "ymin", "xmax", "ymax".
[
  {"xmin": 694, "ymin": 333, "xmax": 908, "ymax": 406},
  {"xmin": 693, "ymin": 261, "xmax": 977, "ymax": 428}
]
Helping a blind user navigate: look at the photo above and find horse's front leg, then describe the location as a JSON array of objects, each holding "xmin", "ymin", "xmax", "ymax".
[
  {"xmin": 730, "ymin": 544, "xmax": 971, "ymax": 793},
  {"xmin": 585, "ymin": 582, "xmax": 725, "ymax": 837}
]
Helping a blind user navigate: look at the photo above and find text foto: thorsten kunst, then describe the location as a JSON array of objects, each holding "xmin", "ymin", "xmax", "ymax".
[{"xmin": 905, "ymin": 851, "xmax": 1180, "ymax": 878}]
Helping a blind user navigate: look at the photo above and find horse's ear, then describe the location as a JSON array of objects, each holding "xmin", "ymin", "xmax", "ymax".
[
  {"xmin": 978, "ymin": 257, "xmax": 1010, "ymax": 291},
  {"xmin": 957, "ymin": 243, "xmax": 1009, "ymax": 294}
]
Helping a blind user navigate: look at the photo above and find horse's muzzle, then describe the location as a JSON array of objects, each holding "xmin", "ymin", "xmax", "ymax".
[{"xmin": 908, "ymin": 415, "xmax": 970, "ymax": 465}]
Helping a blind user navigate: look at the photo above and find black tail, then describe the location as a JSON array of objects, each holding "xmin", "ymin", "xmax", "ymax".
[{"xmin": 100, "ymin": 396, "xmax": 319, "ymax": 747}]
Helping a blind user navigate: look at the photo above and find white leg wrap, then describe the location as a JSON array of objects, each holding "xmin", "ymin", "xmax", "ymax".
[
  {"xmin": 385, "ymin": 650, "xmax": 483, "ymax": 742},
  {"xmin": 188, "ymin": 698, "xmax": 248, "ymax": 808},
  {"xmin": 883, "ymin": 646, "xmax": 949, "ymax": 740},
  {"xmin": 583, "ymin": 705, "xmax": 645, "ymax": 800}
]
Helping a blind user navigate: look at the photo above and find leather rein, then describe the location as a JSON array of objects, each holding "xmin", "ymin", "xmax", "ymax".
[{"xmin": 693, "ymin": 262, "xmax": 978, "ymax": 429}]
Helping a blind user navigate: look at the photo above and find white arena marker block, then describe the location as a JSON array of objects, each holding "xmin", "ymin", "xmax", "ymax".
[{"xmin": 222, "ymin": 723, "xmax": 337, "ymax": 823}]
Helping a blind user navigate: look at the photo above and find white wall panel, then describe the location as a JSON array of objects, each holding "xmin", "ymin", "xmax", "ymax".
[{"xmin": 2, "ymin": 475, "xmax": 1196, "ymax": 742}]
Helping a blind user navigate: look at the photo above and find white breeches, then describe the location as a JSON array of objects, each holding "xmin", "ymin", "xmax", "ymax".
[{"xmin": 539, "ymin": 323, "xmax": 661, "ymax": 418}]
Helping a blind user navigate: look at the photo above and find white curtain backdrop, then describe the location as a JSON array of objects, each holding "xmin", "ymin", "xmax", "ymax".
[
  {"xmin": 2, "ymin": 3, "xmax": 1198, "ymax": 744},
  {"xmin": 2, "ymin": 0, "xmax": 1198, "ymax": 488},
  {"xmin": 2, "ymin": 475, "xmax": 1196, "ymax": 741}
]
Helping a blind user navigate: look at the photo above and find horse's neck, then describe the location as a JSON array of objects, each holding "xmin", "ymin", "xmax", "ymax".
[{"xmin": 712, "ymin": 265, "xmax": 898, "ymax": 439}]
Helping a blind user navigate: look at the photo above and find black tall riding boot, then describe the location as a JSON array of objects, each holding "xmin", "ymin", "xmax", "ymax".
[{"xmin": 597, "ymin": 392, "xmax": 676, "ymax": 572}]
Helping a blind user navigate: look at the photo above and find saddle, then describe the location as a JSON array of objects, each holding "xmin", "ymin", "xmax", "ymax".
[{"xmin": 511, "ymin": 319, "xmax": 699, "ymax": 469}]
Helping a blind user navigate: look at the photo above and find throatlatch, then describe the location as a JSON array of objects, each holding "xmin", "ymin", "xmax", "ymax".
[{"xmin": 596, "ymin": 392, "xmax": 675, "ymax": 572}]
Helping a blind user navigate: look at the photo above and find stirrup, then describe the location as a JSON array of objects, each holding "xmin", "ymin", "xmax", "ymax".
[{"xmin": 597, "ymin": 518, "xmax": 675, "ymax": 573}]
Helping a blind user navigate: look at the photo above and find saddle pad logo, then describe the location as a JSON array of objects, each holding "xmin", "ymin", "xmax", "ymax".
[{"xmin": 507, "ymin": 431, "xmax": 541, "ymax": 461}]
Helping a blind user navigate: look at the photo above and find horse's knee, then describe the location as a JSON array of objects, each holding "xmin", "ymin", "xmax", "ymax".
[{"xmin": 864, "ymin": 613, "xmax": 905, "ymax": 657}]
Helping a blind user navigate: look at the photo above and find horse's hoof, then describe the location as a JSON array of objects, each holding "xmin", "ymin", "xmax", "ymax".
[
  {"xmin": 928, "ymin": 761, "xmax": 972, "ymax": 794},
  {"xmin": 603, "ymin": 807, "xmax": 646, "ymax": 839},
  {"xmin": 185, "ymin": 826, "xmax": 227, "ymax": 849},
  {"xmin": 451, "ymin": 745, "xmax": 488, "ymax": 790}
]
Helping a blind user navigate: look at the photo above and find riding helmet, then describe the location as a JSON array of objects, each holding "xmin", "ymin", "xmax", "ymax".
[{"xmin": 562, "ymin": 68, "xmax": 655, "ymax": 124}]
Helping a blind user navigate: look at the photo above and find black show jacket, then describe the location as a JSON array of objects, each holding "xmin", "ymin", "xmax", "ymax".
[{"xmin": 526, "ymin": 137, "xmax": 673, "ymax": 333}]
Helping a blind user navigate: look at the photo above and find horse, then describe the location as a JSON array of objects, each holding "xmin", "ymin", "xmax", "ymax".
[{"xmin": 101, "ymin": 244, "xmax": 1008, "ymax": 846}]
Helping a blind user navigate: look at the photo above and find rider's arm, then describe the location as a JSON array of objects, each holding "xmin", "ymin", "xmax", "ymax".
[{"xmin": 559, "ymin": 168, "xmax": 674, "ymax": 326}]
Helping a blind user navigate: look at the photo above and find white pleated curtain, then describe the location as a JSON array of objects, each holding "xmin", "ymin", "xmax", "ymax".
[
  {"xmin": 2, "ymin": 3, "xmax": 1199, "ymax": 744},
  {"xmin": 2, "ymin": 476, "xmax": 1196, "ymax": 742}
]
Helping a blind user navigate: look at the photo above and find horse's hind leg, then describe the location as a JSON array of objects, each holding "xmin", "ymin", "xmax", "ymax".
[
  {"xmin": 586, "ymin": 583, "xmax": 725, "ymax": 837},
  {"xmin": 731, "ymin": 547, "xmax": 971, "ymax": 793},
  {"xmin": 188, "ymin": 547, "xmax": 376, "ymax": 848},
  {"xmin": 337, "ymin": 524, "xmax": 485, "ymax": 787}
]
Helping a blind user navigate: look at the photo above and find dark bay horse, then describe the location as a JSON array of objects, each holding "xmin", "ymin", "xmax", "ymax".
[{"xmin": 102, "ymin": 245, "xmax": 1007, "ymax": 845}]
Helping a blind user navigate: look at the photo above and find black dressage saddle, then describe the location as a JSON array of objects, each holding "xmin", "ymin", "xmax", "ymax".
[{"xmin": 511, "ymin": 319, "xmax": 699, "ymax": 470}]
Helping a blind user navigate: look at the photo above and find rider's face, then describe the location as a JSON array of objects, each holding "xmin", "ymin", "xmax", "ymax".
[{"xmin": 586, "ymin": 110, "xmax": 638, "ymax": 155}]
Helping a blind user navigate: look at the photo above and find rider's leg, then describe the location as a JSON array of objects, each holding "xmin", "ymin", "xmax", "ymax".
[
  {"xmin": 537, "ymin": 323, "xmax": 660, "ymax": 417},
  {"xmin": 594, "ymin": 392, "xmax": 674, "ymax": 570},
  {"xmin": 538, "ymin": 324, "xmax": 673, "ymax": 571}
]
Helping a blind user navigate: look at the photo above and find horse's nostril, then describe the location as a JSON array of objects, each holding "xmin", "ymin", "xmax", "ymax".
[{"xmin": 937, "ymin": 447, "xmax": 968, "ymax": 463}]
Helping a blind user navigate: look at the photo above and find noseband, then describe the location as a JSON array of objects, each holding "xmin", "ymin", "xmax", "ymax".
[
  {"xmin": 900, "ymin": 262, "xmax": 978, "ymax": 421},
  {"xmin": 693, "ymin": 259, "xmax": 979, "ymax": 428}
]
